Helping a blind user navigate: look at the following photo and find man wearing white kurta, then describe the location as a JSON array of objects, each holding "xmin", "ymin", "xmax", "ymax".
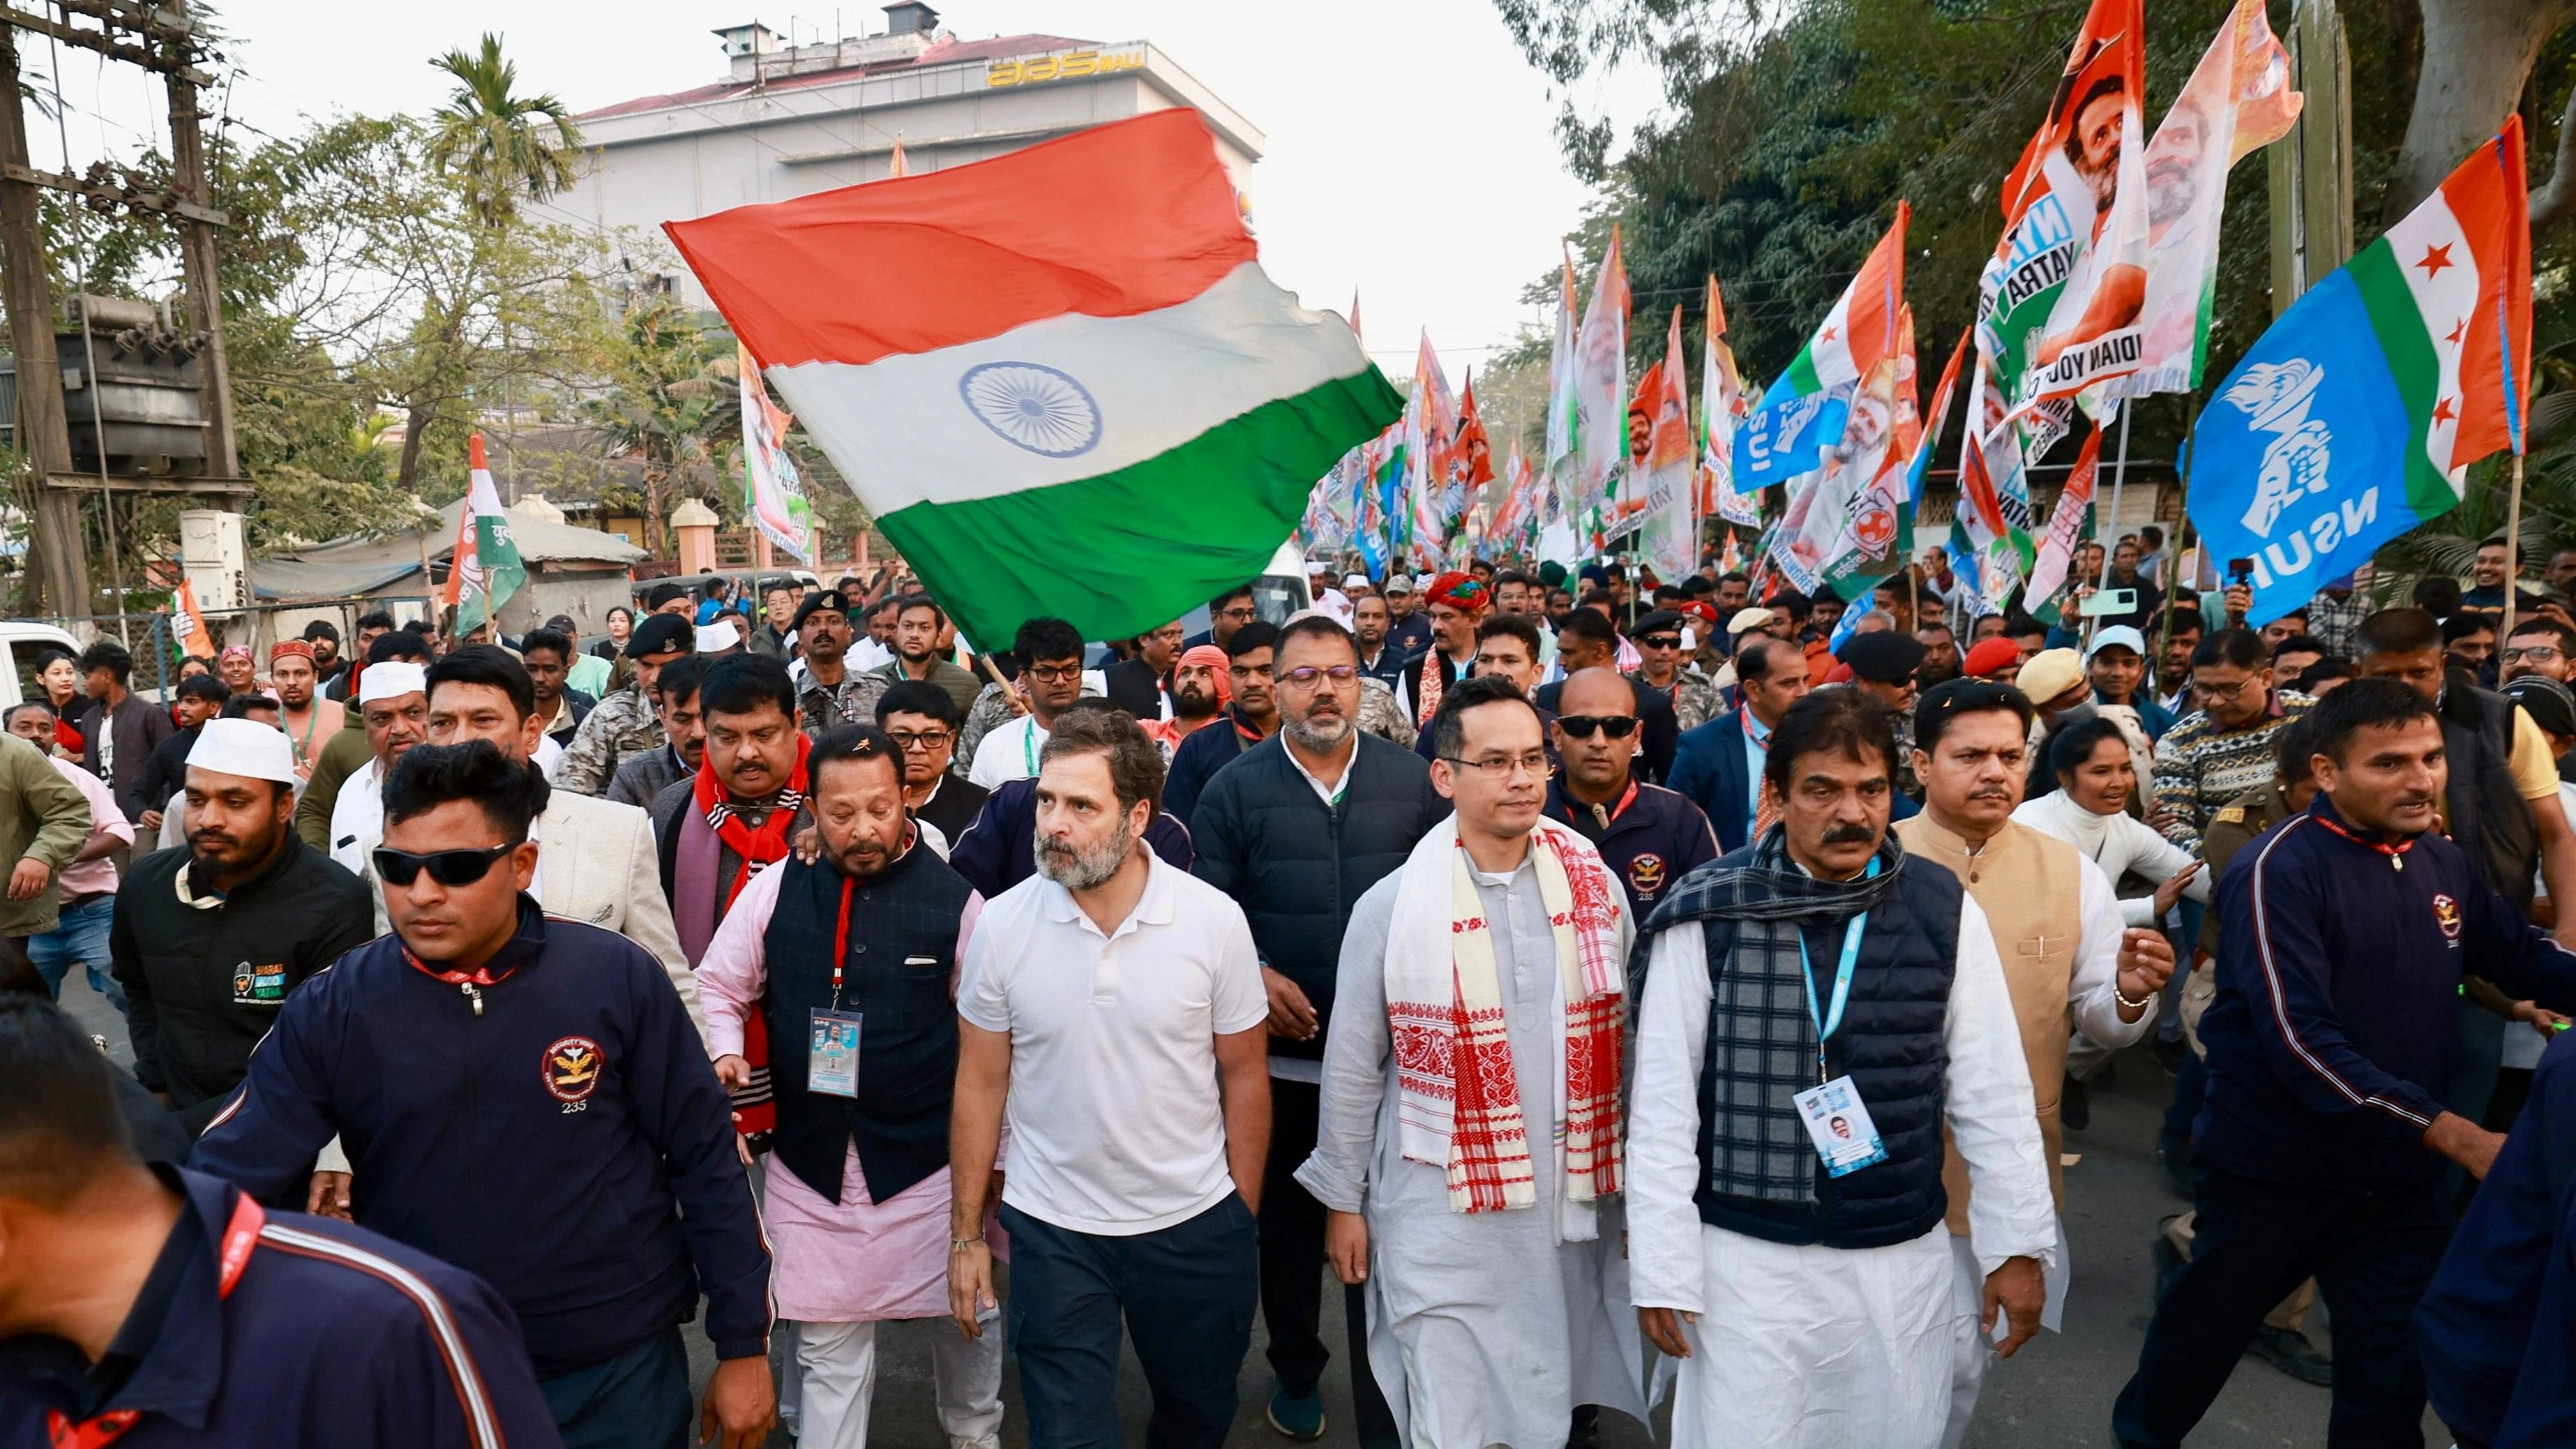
[
  {"xmin": 1628, "ymin": 687, "xmax": 2058, "ymax": 1448},
  {"xmin": 1297, "ymin": 676, "xmax": 1652, "ymax": 1448},
  {"xmin": 324, "ymin": 662, "xmax": 428, "ymax": 876}
]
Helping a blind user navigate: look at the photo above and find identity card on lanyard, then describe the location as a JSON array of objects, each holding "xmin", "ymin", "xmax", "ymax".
[
  {"xmin": 809, "ymin": 1009, "xmax": 864, "ymax": 1097},
  {"xmin": 1790, "ymin": 857, "xmax": 1889, "ymax": 1178}
]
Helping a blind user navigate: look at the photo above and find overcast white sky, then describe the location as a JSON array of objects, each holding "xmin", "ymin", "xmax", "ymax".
[{"xmin": 37, "ymin": 0, "xmax": 1659, "ymax": 372}]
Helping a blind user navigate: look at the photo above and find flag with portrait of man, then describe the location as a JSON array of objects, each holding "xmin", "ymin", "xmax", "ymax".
[{"xmin": 1979, "ymin": 0, "xmax": 2150, "ymax": 416}]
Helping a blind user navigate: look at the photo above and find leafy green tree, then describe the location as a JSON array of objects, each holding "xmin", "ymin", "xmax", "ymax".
[{"xmin": 426, "ymin": 33, "xmax": 582, "ymax": 228}]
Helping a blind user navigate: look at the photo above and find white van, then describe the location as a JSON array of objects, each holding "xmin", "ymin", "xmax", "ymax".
[{"xmin": 0, "ymin": 621, "xmax": 84, "ymax": 711}]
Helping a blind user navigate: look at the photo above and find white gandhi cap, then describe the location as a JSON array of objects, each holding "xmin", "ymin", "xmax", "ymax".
[
  {"xmin": 185, "ymin": 718, "xmax": 299, "ymax": 786},
  {"xmin": 356, "ymin": 661, "xmax": 428, "ymax": 705}
]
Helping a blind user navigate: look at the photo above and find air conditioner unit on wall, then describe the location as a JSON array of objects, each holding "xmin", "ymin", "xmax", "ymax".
[{"xmin": 179, "ymin": 509, "xmax": 246, "ymax": 611}]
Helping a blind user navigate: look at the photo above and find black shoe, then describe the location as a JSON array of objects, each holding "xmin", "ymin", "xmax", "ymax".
[
  {"xmin": 2063, "ymin": 1073, "xmax": 2091, "ymax": 1132},
  {"xmin": 2247, "ymin": 1323, "xmax": 2334, "ymax": 1386},
  {"xmin": 2151, "ymin": 1035, "xmax": 2188, "ymax": 1076}
]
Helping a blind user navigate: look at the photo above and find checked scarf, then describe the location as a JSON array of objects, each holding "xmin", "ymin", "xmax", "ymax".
[
  {"xmin": 1385, "ymin": 816, "xmax": 1626, "ymax": 1236},
  {"xmin": 691, "ymin": 732, "xmax": 811, "ymax": 1138},
  {"xmin": 1639, "ymin": 829, "xmax": 1906, "ymax": 1203}
]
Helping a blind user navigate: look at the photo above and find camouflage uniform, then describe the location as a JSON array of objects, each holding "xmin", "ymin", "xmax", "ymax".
[
  {"xmin": 1666, "ymin": 669, "xmax": 1719, "ymax": 733},
  {"xmin": 963, "ymin": 681, "xmax": 1054, "ymax": 779},
  {"xmin": 797, "ymin": 669, "xmax": 889, "ymax": 737},
  {"xmin": 1358, "ymin": 676, "xmax": 1416, "ymax": 749},
  {"xmin": 552, "ymin": 687, "xmax": 663, "ymax": 797}
]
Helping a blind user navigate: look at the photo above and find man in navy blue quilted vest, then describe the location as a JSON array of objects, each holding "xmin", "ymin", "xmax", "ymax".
[{"xmin": 1626, "ymin": 688, "xmax": 2056, "ymax": 1446}]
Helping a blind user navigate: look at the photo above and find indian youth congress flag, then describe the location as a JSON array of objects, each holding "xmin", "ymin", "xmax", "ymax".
[
  {"xmin": 664, "ymin": 111, "xmax": 1401, "ymax": 646},
  {"xmin": 1736, "ymin": 205, "xmax": 1908, "ymax": 490},
  {"xmin": 2187, "ymin": 119, "xmax": 2533, "ymax": 626}
]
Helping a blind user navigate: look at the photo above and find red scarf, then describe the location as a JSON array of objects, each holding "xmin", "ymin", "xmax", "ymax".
[{"xmin": 691, "ymin": 733, "xmax": 811, "ymax": 1139}]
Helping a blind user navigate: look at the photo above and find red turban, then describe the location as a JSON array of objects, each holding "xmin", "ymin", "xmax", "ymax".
[{"xmin": 1423, "ymin": 571, "xmax": 1488, "ymax": 612}]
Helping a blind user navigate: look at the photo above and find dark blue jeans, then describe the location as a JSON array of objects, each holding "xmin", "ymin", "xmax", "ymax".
[
  {"xmin": 1003, "ymin": 1194, "xmax": 1258, "ymax": 1449},
  {"xmin": 2113, "ymin": 1167, "xmax": 2453, "ymax": 1448},
  {"xmin": 538, "ymin": 1325, "xmax": 690, "ymax": 1449}
]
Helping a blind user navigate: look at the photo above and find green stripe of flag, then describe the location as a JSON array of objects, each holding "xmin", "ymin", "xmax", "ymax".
[
  {"xmin": 879, "ymin": 370, "xmax": 1402, "ymax": 649},
  {"xmin": 2347, "ymin": 240, "xmax": 2464, "ymax": 520},
  {"xmin": 1785, "ymin": 346, "xmax": 1823, "ymax": 396}
]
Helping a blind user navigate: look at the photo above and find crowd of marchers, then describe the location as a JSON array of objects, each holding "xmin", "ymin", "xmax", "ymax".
[{"xmin": 6, "ymin": 533, "xmax": 2576, "ymax": 1448}]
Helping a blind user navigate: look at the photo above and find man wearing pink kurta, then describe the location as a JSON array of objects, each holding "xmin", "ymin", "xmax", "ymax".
[{"xmin": 700, "ymin": 724, "xmax": 1004, "ymax": 1449}]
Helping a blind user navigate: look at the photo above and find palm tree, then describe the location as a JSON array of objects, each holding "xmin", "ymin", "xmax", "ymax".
[{"xmin": 427, "ymin": 33, "xmax": 582, "ymax": 227}]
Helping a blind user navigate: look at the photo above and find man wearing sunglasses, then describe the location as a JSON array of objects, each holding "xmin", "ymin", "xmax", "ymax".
[
  {"xmin": 1549, "ymin": 668, "xmax": 1717, "ymax": 922},
  {"xmin": 1189, "ymin": 615, "xmax": 1445, "ymax": 1446},
  {"xmin": 190, "ymin": 741, "xmax": 778, "ymax": 1449},
  {"xmin": 112, "ymin": 719, "xmax": 373, "ymax": 1138},
  {"xmin": 1629, "ymin": 610, "xmax": 1717, "ymax": 733}
]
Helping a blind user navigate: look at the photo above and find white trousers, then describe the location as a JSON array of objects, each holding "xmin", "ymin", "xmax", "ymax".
[{"xmin": 792, "ymin": 1314, "xmax": 1005, "ymax": 1449}]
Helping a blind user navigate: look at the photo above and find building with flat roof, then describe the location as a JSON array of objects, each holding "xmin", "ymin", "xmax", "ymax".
[{"xmin": 564, "ymin": 3, "xmax": 1263, "ymax": 301}]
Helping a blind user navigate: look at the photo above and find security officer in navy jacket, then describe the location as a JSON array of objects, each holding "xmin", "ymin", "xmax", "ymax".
[
  {"xmin": 1546, "ymin": 666, "xmax": 1718, "ymax": 923},
  {"xmin": 190, "ymin": 742, "xmax": 776, "ymax": 1449},
  {"xmin": 2114, "ymin": 680, "xmax": 2576, "ymax": 1449},
  {"xmin": 0, "ymin": 996, "xmax": 562, "ymax": 1448},
  {"xmin": 1669, "ymin": 635, "xmax": 1812, "ymax": 853},
  {"xmin": 2421, "ymin": 1028, "xmax": 2576, "ymax": 1448}
]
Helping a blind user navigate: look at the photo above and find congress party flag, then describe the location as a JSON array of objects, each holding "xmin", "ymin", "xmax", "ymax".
[
  {"xmin": 1568, "ymin": 227, "xmax": 1629, "ymax": 521},
  {"xmin": 2185, "ymin": 119, "xmax": 2532, "ymax": 626},
  {"xmin": 1816, "ymin": 305, "xmax": 1927, "ymax": 602},
  {"xmin": 1952, "ymin": 351, "xmax": 2042, "ymax": 612},
  {"xmin": 739, "ymin": 342, "xmax": 818, "ymax": 563},
  {"xmin": 170, "ymin": 579, "xmax": 215, "ymax": 661},
  {"xmin": 1979, "ymin": 0, "xmax": 2151, "ymax": 414},
  {"xmin": 2104, "ymin": 0, "xmax": 2300, "ymax": 402},
  {"xmin": 1546, "ymin": 248, "xmax": 1581, "ymax": 479},
  {"xmin": 1701, "ymin": 276, "xmax": 1762, "ymax": 527},
  {"xmin": 1639, "ymin": 307, "xmax": 1700, "ymax": 584},
  {"xmin": 1899, "ymin": 329, "xmax": 1973, "ymax": 564},
  {"xmin": 2026, "ymin": 420, "xmax": 2104, "ymax": 608},
  {"xmin": 1403, "ymin": 333, "xmax": 1463, "ymax": 567},
  {"xmin": 665, "ymin": 110, "xmax": 1402, "ymax": 646},
  {"xmin": 1737, "ymin": 204, "xmax": 1909, "ymax": 490},
  {"xmin": 440, "ymin": 433, "xmax": 525, "ymax": 634}
]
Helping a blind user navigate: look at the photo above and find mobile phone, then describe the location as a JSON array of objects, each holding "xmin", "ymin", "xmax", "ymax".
[
  {"xmin": 2079, "ymin": 587, "xmax": 2137, "ymax": 617},
  {"xmin": 2226, "ymin": 557, "xmax": 2254, "ymax": 586}
]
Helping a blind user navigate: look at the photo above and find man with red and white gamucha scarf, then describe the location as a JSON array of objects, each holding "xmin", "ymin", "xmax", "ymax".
[{"xmin": 1296, "ymin": 675, "xmax": 1653, "ymax": 1447}]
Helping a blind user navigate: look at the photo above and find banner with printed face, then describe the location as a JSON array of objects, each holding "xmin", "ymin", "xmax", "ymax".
[{"xmin": 1979, "ymin": 0, "xmax": 2151, "ymax": 416}]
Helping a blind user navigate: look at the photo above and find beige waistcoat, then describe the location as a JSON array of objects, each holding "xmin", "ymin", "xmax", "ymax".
[{"xmin": 1894, "ymin": 813, "xmax": 2084, "ymax": 1232}]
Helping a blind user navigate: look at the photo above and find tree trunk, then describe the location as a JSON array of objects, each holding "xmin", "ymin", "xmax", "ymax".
[
  {"xmin": 396, "ymin": 395, "xmax": 432, "ymax": 493},
  {"xmin": 2387, "ymin": 0, "xmax": 2573, "ymax": 220}
]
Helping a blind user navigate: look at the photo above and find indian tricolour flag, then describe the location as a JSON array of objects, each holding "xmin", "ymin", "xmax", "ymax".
[
  {"xmin": 2185, "ymin": 117, "xmax": 2532, "ymax": 625},
  {"xmin": 665, "ymin": 111, "xmax": 1401, "ymax": 646}
]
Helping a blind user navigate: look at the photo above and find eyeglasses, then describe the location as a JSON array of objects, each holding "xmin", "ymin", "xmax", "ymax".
[
  {"xmin": 1440, "ymin": 751, "xmax": 1555, "ymax": 780},
  {"xmin": 1219, "ymin": 606, "xmax": 1259, "ymax": 622},
  {"xmin": 1635, "ymin": 636, "xmax": 1681, "ymax": 650},
  {"xmin": 372, "ymin": 843, "xmax": 516, "ymax": 888},
  {"xmin": 887, "ymin": 729, "xmax": 953, "ymax": 751},
  {"xmin": 2191, "ymin": 676, "xmax": 2264, "ymax": 702},
  {"xmin": 1556, "ymin": 715, "xmax": 1640, "ymax": 739},
  {"xmin": 2503, "ymin": 645, "xmax": 2563, "ymax": 663},
  {"xmin": 1279, "ymin": 665, "xmax": 1359, "ymax": 686},
  {"xmin": 1024, "ymin": 663, "xmax": 1083, "ymax": 684}
]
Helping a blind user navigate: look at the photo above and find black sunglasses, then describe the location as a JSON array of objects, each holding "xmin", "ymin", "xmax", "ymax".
[
  {"xmin": 1635, "ymin": 635, "xmax": 1682, "ymax": 649},
  {"xmin": 372, "ymin": 843, "xmax": 517, "ymax": 888},
  {"xmin": 1556, "ymin": 714, "xmax": 1640, "ymax": 739}
]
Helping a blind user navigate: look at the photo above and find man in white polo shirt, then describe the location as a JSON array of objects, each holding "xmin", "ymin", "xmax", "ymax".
[{"xmin": 949, "ymin": 707, "xmax": 1271, "ymax": 1449}]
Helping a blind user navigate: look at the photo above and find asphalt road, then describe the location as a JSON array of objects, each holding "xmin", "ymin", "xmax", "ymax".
[{"xmin": 59, "ymin": 968, "xmax": 2407, "ymax": 1446}]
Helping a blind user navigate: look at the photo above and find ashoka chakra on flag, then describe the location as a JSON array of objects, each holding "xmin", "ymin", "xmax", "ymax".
[{"xmin": 960, "ymin": 361, "xmax": 1103, "ymax": 458}]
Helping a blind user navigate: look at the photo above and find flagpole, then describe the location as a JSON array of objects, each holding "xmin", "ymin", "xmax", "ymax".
[
  {"xmin": 2155, "ymin": 414, "xmax": 2199, "ymax": 712},
  {"xmin": 2504, "ymin": 451, "xmax": 2526, "ymax": 640},
  {"xmin": 2107, "ymin": 400, "xmax": 2133, "ymax": 568}
]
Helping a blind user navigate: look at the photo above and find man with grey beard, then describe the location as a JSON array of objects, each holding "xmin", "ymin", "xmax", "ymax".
[
  {"xmin": 950, "ymin": 707, "xmax": 1271, "ymax": 1448},
  {"xmin": 1191, "ymin": 614, "xmax": 1445, "ymax": 1446}
]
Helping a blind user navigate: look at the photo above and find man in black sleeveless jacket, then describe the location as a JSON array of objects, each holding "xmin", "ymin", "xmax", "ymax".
[
  {"xmin": 1625, "ymin": 688, "xmax": 2056, "ymax": 1447},
  {"xmin": 698, "ymin": 725, "xmax": 1003, "ymax": 1449}
]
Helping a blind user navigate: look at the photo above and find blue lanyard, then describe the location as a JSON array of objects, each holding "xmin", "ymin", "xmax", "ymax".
[{"xmin": 1794, "ymin": 856, "xmax": 1878, "ymax": 1082}]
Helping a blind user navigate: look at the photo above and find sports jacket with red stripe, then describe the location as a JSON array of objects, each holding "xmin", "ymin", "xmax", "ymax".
[
  {"xmin": 0, "ymin": 1165, "xmax": 559, "ymax": 1448},
  {"xmin": 2200, "ymin": 796, "xmax": 2576, "ymax": 1190},
  {"xmin": 188, "ymin": 899, "xmax": 771, "ymax": 1377}
]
